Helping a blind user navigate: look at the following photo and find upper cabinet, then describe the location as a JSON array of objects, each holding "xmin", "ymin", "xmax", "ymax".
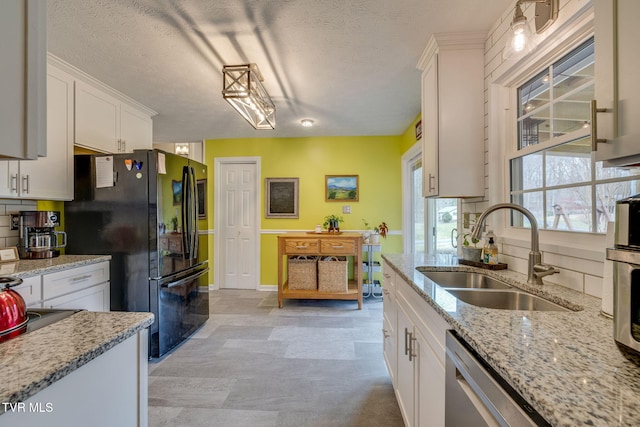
[
  {"xmin": 593, "ymin": 0, "xmax": 640, "ymax": 166},
  {"xmin": 0, "ymin": 0, "xmax": 47, "ymax": 160},
  {"xmin": 417, "ymin": 32, "xmax": 485, "ymax": 198},
  {"xmin": 0, "ymin": 61, "xmax": 74, "ymax": 200}
]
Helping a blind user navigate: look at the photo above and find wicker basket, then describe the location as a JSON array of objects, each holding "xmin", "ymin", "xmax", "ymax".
[
  {"xmin": 318, "ymin": 256, "xmax": 348, "ymax": 292},
  {"xmin": 288, "ymin": 256, "xmax": 318, "ymax": 290}
]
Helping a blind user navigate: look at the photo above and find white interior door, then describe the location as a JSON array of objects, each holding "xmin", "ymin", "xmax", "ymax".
[{"xmin": 216, "ymin": 159, "xmax": 259, "ymax": 289}]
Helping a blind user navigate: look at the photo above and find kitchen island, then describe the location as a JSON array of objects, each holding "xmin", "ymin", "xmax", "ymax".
[
  {"xmin": 383, "ymin": 253, "xmax": 640, "ymax": 427},
  {"xmin": 0, "ymin": 310, "xmax": 153, "ymax": 426}
]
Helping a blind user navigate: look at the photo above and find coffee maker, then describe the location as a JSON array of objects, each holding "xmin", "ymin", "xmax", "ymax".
[{"xmin": 12, "ymin": 211, "xmax": 67, "ymax": 259}]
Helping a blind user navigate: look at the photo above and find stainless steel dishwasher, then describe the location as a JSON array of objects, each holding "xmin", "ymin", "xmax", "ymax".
[{"xmin": 445, "ymin": 330, "xmax": 551, "ymax": 426}]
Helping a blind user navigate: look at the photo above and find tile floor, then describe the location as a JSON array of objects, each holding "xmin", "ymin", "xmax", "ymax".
[{"xmin": 148, "ymin": 289, "xmax": 404, "ymax": 427}]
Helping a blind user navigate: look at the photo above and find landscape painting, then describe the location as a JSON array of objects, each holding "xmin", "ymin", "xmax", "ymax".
[{"xmin": 325, "ymin": 175, "xmax": 359, "ymax": 202}]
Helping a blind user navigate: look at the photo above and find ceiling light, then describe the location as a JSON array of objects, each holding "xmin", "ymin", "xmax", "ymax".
[
  {"xmin": 222, "ymin": 64, "xmax": 275, "ymax": 130},
  {"xmin": 175, "ymin": 143, "xmax": 189, "ymax": 156},
  {"xmin": 503, "ymin": 0, "xmax": 559, "ymax": 60},
  {"xmin": 300, "ymin": 119, "xmax": 314, "ymax": 128}
]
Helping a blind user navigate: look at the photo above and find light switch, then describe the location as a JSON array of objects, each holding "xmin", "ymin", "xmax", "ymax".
[{"xmin": 342, "ymin": 205, "xmax": 351, "ymax": 214}]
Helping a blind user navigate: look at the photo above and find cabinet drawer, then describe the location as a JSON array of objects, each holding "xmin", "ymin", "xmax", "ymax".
[
  {"xmin": 44, "ymin": 282, "xmax": 110, "ymax": 312},
  {"xmin": 43, "ymin": 261, "xmax": 110, "ymax": 300},
  {"xmin": 284, "ymin": 239, "xmax": 319, "ymax": 254},
  {"xmin": 320, "ymin": 239, "xmax": 356, "ymax": 255},
  {"xmin": 13, "ymin": 276, "xmax": 42, "ymax": 307}
]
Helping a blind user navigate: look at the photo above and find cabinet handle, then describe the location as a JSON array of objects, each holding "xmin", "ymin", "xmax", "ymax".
[
  {"xmin": 22, "ymin": 175, "xmax": 30, "ymax": 194},
  {"xmin": 382, "ymin": 328, "xmax": 390, "ymax": 339},
  {"xmin": 122, "ymin": 139, "xmax": 126, "ymax": 152},
  {"xmin": 408, "ymin": 333, "xmax": 417, "ymax": 362},
  {"xmin": 71, "ymin": 274, "xmax": 92, "ymax": 282},
  {"xmin": 331, "ymin": 245, "xmax": 344, "ymax": 249},
  {"xmin": 590, "ymin": 99, "xmax": 609, "ymax": 151},
  {"xmin": 295, "ymin": 245, "xmax": 307, "ymax": 249},
  {"xmin": 404, "ymin": 328, "xmax": 410, "ymax": 356},
  {"xmin": 428, "ymin": 173, "xmax": 436, "ymax": 192},
  {"xmin": 10, "ymin": 174, "xmax": 18, "ymax": 193}
]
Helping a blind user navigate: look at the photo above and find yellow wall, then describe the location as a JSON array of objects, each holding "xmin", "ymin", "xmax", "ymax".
[{"xmin": 204, "ymin": 135, "xmax": 407, "ymax": 286}]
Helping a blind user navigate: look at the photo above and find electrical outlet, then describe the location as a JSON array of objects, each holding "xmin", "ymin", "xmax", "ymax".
[{"xmin": 342, "ymin": 205, "xmax": 351, "ymax": 214}]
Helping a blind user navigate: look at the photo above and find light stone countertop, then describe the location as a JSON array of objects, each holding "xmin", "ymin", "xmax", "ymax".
[
  {"xmin": 382, "ymin": 253, "xmax": 640, "ymax": 427},
  {"xmin": 0, "ymin": 254, "xmax": 111, "ymax": 278},
  {"xmin": 0, "ymin": 310, "xmax": 154, "ymax": 414}
]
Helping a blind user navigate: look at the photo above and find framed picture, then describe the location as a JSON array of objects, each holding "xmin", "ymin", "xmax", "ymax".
[
  {"xmin": 196, "ymin": 179, "xmax": 207, "ymax": 219},
  {"xmin": 0, "ymin": 247, "xmax": 19, "ymax": 263},
  {"xmin": 172, "ymin": 180, "xmax": 182, "ymax": 205},
  {"xmin": 415, "ymin": 120, "xmax": 423, "ymax": 140},
  {"xmin": 326, "ymin": 175, "xmax": 359, "ymax": 202},
  {"xmin": 265, "ymin": 178, "xmax": 299, "ymax": 218}
]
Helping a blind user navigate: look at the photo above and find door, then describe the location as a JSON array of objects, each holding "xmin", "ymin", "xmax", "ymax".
[{"xmin": 216, "ymin": 159, "xmax": 259, "ymax": 289}]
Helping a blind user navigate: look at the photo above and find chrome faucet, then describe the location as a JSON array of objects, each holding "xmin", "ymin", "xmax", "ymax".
[{"xmin": 471, "ymin": 203, "xmax": 559, "ymax": 286}]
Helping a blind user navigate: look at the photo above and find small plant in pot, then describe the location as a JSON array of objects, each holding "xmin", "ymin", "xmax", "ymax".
[
  {"xmin": 461, "ymin": 233, "xmax": 481, "ymax": 262},
  {"xmin": 323, "ymin": 214, "xmax": 344, "ymax": 233},
  {"xmin": 370, "ymin": 222, "xmax": 388, "ymax": 244},
  {"xmin": 362, "ymin": 219, "xmax": 372, "ymax": 243}
]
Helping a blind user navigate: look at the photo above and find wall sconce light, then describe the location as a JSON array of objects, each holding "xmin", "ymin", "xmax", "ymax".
[
  {"xmin": 222, "ymin": 63, "xmax": 276, "ymax": 130},
  {"xmin": 175, "ymin": 143, "xmax": 189, "ymax": 156},
  {"xmin": 504, "ymin": 0, "xmax": 559, "ymax": 60}
]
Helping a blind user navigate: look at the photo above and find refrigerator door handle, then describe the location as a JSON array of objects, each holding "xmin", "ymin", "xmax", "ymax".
[
  {"xmin": 190, "ymin": 167, "xmax": 199, "ymax": 259},
  {"xmin": 162, "ymin": 268, "xmax": 209, "ymax": 288},
  {"xmin": 181, "ymin": 166, "xmax": 189, "ymax": 256}
]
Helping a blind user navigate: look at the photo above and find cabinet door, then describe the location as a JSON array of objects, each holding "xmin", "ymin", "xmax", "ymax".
[
  {"xmin": 415, "ymin": 329, "xmax": 445, "ymax": 427},
  {"xmin": 0, "ymin": 0, "xmax": 46, "ymax": 160},
  {"xmin": 594, "ymin": 0, "xmax": 640, "ymax": 165},
  {"xmin": 75, "ymin": 80, "xmax": 119, "ymax": 153},
  {"xmin": 0, "ymin": 161, "xmax": 20, "ymax": 197},
  {"xmin": 383, "ymin": 293, "xmax": 396, "ymax": 386},
  {"xmin": 421, "ymin": 54, "xmax": 439, "ymax": 197},
  {"xmin": 120, "ymin": 103, "xmax": 153, "ymax": 152},
  {"xmin": 13, "ymin": 276, "xmax": 42, "ymax": 308},
  {"xmin": 44, "ymin": 282, "xmax": 110, "ymax": 312},
  {"xmin": 17, "ymin": 65, "xmax": 74, "ymax": 200},
  {"xmin": 396, "ymin": 304, "xmax": 415, "ymax": 427}
]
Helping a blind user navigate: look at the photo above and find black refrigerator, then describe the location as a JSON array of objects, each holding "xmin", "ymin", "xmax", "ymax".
[{"xmin": 65, "ymin": 149, "xmax": 209, "ymax": 358}]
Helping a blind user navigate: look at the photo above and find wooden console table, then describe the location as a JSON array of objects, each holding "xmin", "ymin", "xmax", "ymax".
[{"xmin": 277, "ymin": 232, "xmax": 363, "ymax": 309}]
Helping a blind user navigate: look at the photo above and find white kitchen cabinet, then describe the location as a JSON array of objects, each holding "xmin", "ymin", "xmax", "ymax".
[
  {"xmin": 417, "ymin": 32, "xmax": 485, "ymax": 198},
  {"xmin": 0, "ymin": 0, "xmax": 46, "ymax": 160},
  {"xmin": 0, "ymin": 63, "xmax": 75, "ymax": 200},
  {"xmin": 0, "ymin": 330, "xmax": 148, "ymax": 427},
  {"xmin": 388, "ymin": 271, "xmax": 448, "ymax": 427},
  {"xmin": 74, "ymin": 74, "xmax": 154, "ymax": 154},
  {"xmin": 382, "ymin": 263, "xmax": 397, "ymax": 386},
  {"xmin": 12, "ymin": 276, "xmax": 42, "ymax": 308},
  {"xmin": 41, "ymin": 261, "xmax": 111, "ymax": 312},
  {"xmin": 593, "ymin": 0, "xmax": 640, "ymax": 166}
]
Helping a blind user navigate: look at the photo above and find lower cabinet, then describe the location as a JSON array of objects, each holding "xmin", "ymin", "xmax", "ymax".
[
  {"xmin": 386, "ymin": 269, "xmax": 447, "ymax": 427},
  {"xmin": 15, "ymin": 261, "xmax": 111, "ymax": 312}
]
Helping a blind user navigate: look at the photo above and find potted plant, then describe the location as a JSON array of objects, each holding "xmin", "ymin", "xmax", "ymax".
[
  {"xmin": 170, "ymin": 216, "xmax": 179, "ymax": 233},
  {"xmin": 370, "ymin": 221, "xmax": 388, "ymax": 244},
  {"xmin": 323, "ymin": 214, "xmax": 344, "ymax": 232},
  {"xmin": 461, "ymin": 233, "xmax": 481, "ymax": 262},
  {"xmin": 362, "ymin": 219, "xmax": 372, "ymax": 243}
]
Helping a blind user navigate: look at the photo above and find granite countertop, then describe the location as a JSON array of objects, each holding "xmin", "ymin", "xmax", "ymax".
[
  {"xmin": 0, "ymin": 311, "xmax": 154, "ymax": 414},
  {"xmin": 382, "ymin": 253, "xmax": 640, "ymax": 427},
  {"xmin": 0, "ymin": 254, "xmax": 111, "ymax": 278}
]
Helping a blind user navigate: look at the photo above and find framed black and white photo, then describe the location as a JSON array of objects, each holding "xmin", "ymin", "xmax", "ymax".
[{"xmin": 265, "ymin": 178, "xmax": 299, "ymax": 218}]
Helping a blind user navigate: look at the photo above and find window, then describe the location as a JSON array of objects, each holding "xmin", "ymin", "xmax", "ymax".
[
  {"xmin": 427, "ymin": 198, "xmax": 457, "ymax": 255},
  {"xmin": 410, "ymin": 155, "xmax": 425, "ymax": 254},
  {"xmin": 510, "ymin": 38, "xmax": 640, "ymax": 233}
]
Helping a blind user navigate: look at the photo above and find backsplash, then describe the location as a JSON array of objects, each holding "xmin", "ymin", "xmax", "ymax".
[{"xmin": 0, "ymin": 199, "xmax": 37, "ymax": 248}]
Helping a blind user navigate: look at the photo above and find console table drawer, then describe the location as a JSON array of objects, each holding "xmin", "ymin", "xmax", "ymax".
[
  {"xmin": 284, "ymin": 239, "xmax": 319, "ymax": 254},
  {"xmin": 320, "ymin": 239, "xmax": 356, "ymax": 254}
]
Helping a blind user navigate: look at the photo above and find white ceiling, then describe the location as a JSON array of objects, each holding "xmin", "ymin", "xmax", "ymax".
[{"xmin": 47, "ymin": 0, "xmax": 512, "ymax": 142}]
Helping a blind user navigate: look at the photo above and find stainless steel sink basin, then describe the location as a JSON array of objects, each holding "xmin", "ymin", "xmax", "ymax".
[
  {"xmin": 420, "ymin": 270, "xmax": 512, "ymax": 289},
  {"xmin": 444, "ymin": 289, "xmax": 570, "ymax": 312}
]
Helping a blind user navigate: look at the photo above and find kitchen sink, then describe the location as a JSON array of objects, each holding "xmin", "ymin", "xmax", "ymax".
[
  {"xmin": 444, "ymin": 289, "xmax": 570, "ymax": 312},
  {"xmin": 420, "ymin": 270, "xmax": 513, "ymax": 289}
]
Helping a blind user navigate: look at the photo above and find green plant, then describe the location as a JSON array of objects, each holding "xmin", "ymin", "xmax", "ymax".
[
  {"xmin": 462, "ymin": 233, "xmax": 480, "ymax": 247},
  {"xmin": 323, "ymin": 214, "xmax": 344, "ymax": 229},
  {"xmin": 374, "ymin": 222, "xmax": 389, "ymax": 239},
  {"xmin": 362, "ymin": 219, "xmax": 372, "ymax": 230},
  {"xmin": 170, "ymin": 216, "xmax": 179, "ymax": 231}
]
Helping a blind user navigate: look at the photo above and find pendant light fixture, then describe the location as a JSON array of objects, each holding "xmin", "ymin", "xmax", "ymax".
[
  {"xmin": 503, "ymin": 0, "xmax": 559, "ymax": 60},
  {"xmin": 222, "ymin": 64, "xmax": 276, "ymax": 130}
]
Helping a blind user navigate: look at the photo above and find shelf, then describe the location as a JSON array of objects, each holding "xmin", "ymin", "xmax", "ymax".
[{"xmin": 282, "ymin": 280, "xmax": 360, "ymax": 300}]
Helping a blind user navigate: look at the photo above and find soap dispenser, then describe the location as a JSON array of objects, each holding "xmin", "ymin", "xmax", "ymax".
[{"xmin": 483, "ymin": 230, "xmax": 499, "ymax": 265}]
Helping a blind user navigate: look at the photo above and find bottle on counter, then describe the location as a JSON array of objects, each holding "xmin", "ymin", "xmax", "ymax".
[{"xmin": 483, "ymin": 230, "xmax": 499, "ymax": 265}]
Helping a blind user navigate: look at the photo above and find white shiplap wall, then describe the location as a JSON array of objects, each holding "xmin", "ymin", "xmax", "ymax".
[{"xmin": 460, "ymin": 0, "xmax": 605, "ymax": 298}]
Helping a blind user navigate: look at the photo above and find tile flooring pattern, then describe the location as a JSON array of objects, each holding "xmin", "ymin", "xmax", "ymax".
[{"xmin": 149, "ymin": 290, "xmax": 404, "ymax": 427}]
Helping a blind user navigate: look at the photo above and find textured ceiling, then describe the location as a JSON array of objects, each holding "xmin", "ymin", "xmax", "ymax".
[{"xmin": 47, "ymin": 0, "xmax": 512, "ymax": 142}]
